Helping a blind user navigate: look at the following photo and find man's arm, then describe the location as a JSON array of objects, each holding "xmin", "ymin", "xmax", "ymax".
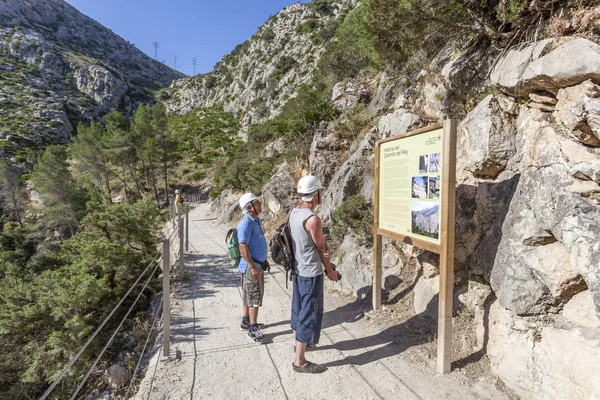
[
  {"xmin": 239, "ymin": 243, "xmax": 259, "ymax": 277},
  {"xmin": 305, "ymin": 215, "xmax": 338, "ymax": 281}
]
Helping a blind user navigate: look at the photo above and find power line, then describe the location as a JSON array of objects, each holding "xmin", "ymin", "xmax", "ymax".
[
  {"xmin": 153, "ymin": 41, "xmax": 159, "ymax": 60},
  {"xmin": 192, "ymin": 57, "xmax": 197, "ymax": 75}
]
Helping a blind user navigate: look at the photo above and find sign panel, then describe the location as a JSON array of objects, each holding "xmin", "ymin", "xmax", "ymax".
[{"xmin": 378, "ymin": 128, "xmax": 443, "ymax": 246}]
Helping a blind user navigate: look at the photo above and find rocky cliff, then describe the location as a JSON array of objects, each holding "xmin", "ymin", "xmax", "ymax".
[
  {"xmin": 197, "ymin": 3, "xmax": 600, "ymax": 398},
  {"xmin": 0, "ymin": 0, "xmax": 184, "ymax": 157}
]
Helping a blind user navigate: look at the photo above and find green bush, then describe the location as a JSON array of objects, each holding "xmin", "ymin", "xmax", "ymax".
[
  {"xmin": 317, "ymin": 2, "xmax": 381, "ymax": 80},
  {"xmin": 308, "ymin": 0, "xmax": 332, "ymax": 14},
  {"xmin": 331, "ymin": 195, "xmax": 374, "ymax": 246},
  {"xmin": 333, "ymin": 104, "xmax": 372, "ymax": 141},
  {"xmin": 297, "ymin": 19, "xmax": 320, "ymax": 34}
]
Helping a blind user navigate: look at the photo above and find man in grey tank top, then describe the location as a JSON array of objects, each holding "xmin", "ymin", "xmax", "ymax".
[{"xmin": 290, "ymin": 175, "xmax": 339, "ymax": 374}]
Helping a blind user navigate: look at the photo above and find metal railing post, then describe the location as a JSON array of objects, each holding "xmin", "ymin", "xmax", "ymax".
[
  {"xmin": 162, "ymin": 238, "xmax": 170, "ymax": 357},
  {"xmin": 171, "ymin": 203, "xmax": 175, "ymax": 229},
  {"xmin": 178, "ymin": 207, "xmax": 184, "ymax": 280},
  {"xmin": 185, "ymin": 205, "xmax": 189, "ymax": 252}
]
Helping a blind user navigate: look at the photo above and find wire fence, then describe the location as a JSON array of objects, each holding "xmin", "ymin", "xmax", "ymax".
[{"xmin": 39, "ymin": 206, "xmax": 191, "ymax": 400}]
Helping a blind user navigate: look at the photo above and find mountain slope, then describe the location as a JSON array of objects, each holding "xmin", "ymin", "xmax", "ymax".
[
  {"xmin": 165, "ymin": 1, "xmax": 358, "ymax": 126},
  {"xmin": 0, "ymin": 0, "xmax": 184, "ymax": 157}
]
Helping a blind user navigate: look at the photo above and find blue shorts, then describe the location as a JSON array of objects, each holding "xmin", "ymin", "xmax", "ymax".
[{"xmin": 291, "ymin": 274, "xmax": 324, "ymax": 344}]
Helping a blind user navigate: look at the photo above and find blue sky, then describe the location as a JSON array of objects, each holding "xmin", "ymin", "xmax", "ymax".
[{"xmin": 64, "ymin": 0, "xmax": 308, "ymax": 76}]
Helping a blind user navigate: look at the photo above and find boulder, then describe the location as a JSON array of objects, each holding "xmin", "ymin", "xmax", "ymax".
[
  {"xmin": 103, "ymin": 364, "xmax": 129, "ymax": 389},
  {"xmin": 489, "ymin": 39, "xmax": 553, "ymax": 91},
  {"xmin": 457, "ymin": 95, "xmax": 516, "ymax": 179},
  {"xmin": 377, "ymin": 108, "xmax": 421, "ymax": 139},
  {"xmin": 553, "ymin": 79, "xmax": 600, "ymax": 147},
  {"xmin": 491, "ymin": 38, "xmax": 600, "ymax": 96},
  {"xmin": 413, "ymin": 275, "xmax": 439, "ymax": 318},
  {"xmin": 331, "ymin": 234, "xmax": 372, "ymax": 298},
  {"xmin": 487, "ymin": 301, "xmax": 600, "ymax": 400}
]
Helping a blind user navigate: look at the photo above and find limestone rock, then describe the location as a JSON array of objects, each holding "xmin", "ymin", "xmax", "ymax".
[
  {"xmin": 472, "ymin": 106, "xmax": 600, "ymax": 316},
  {"xmin": 487, "ymin": 301, "xmax": 600, "ymax": 400},
  {"xmin": 491, "ymin": 38, "xmax": 600, "ymax": 96},
  {"xmin": 309, "ymin": 123, "xmax": 351, "ymax": 186},
  {"xmin": 368, "ymin": 73, "xmax": 396, "ymax": 116},
  {"xmin": 554, "ymin": 79, "xmax": 600, "ymax": 147},
  {"xmin": 489, "ymin": 39, "xmax": 553, "ymax": 92},
  {"xmin": 377, "ymin": 108, "xmax": 421, "ymax": 139},
  {"xmin": 413, "ymin": 275, "xmax": 439, "ymax": 318},
  {"xmin": 261, "ymin": 163, "xmax": 297, "ymax": 220},
  {"xmin": 529, "ymin": 93, "xmax": 557, "ymax": 105},
  {"xmin": 319, "ymin": 129, "xmax": 375, "ymax": 222},
  {"xmin": 562, "ymin": 290, "xmax": 600, "ymax": 329},
  {"xmin": 458, "ymin": 95, "xmax": 516, "ymax": 179},
  {"xmin": 523, "ymin": 242, "xmax": 585, "ymax": 301},
  {"xmin": 332, "ymin": 235, "xmax": 372, "ymax": 298},
  {"xmin": 331, "ymin": 81, "xmax": 370, "ymax": 113}
]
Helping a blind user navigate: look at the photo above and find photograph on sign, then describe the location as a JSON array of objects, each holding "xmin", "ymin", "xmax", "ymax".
[
  {"xmin": 378, "ymin": 128, "xmax": 443, "ymax": 245},
  {"xmin": 428, "ymin": 176, "xmax": 440, "ymax": 199},
  {"xmin": 411, "ymin": 201, "xmax": 439, "ymax": 239}
]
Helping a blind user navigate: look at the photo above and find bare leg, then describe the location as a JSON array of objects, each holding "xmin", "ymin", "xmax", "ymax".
[
  {"xmin": 294, "ymin": 341, "xmax": 307, "ymax": 367},
  {"xmin": 249, "ymin": 306, "xmax": 259, "ymax": 324},
  {"xmin": 242, "ymin": 305, "xmax": 249, "ymax": 319}
]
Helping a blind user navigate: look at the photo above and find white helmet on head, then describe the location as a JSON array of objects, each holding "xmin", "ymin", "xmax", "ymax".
[
  {"xmin": 175, "ymin": 189, "xmax": 180, "ymax": 194},
  {"xmin": 297, "ymin": 175, "xmax": 324, "ymax": 195},
  {"xmin": 239, "ymin": 192, "xmax": 258, "ymax": 212}
]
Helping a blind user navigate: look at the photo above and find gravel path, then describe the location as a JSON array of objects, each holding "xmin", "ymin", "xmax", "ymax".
[{"xmin": 133, "ymin": 203, "xmax": 510, "ymax": 400}]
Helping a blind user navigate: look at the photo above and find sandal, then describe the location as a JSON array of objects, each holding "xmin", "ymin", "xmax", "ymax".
[{"xmin": 291, "ymin": 361, "xmax": 326, "ymax": 374}]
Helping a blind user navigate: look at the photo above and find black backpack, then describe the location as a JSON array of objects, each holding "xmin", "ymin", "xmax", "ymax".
[{"xmin": 269, "ymin": 217, "xmax": 295, "ymax": 286}]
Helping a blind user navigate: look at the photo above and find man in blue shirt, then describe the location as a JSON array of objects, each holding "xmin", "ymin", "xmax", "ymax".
[{"xmin": 237, "ymin": 193, "xmax": 269, "ymax": 343}]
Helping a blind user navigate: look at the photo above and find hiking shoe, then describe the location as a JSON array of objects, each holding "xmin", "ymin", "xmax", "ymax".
[
  {"xmin": 240, "ymin": 321, "xmax": 265, "ymax": 330},
  {"xmin": 292, "ymin": 361, "xmax": 326, "ymax": 374},
  {"xmin": 248, "ymin": 328, "xmax": 267, "ymax": 344}
]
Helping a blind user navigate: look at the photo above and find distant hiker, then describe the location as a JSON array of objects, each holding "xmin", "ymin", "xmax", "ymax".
[
  {"xmin": 289, "ymin": 175, "xmax": 339, "ymax": 373},
  {"xmin": 237, "ymin": 192, "xmax": 269, "ymax": 344},
  {"xmin": 174, "ymin": 190, "xmax": 185, "ymax": 214}
]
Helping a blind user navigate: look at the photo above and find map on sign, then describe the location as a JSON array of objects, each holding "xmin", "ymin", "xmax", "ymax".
[{"xmin": 379, "ymin": 128, "xmax": 443, "ymax": 245}]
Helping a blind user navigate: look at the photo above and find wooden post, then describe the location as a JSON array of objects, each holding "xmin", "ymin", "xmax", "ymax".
[
  {"xmin": 185, "ymin": 205, "xmax": 189, "ymax": 252},
  {"xmin": 162, "ymin": 239, "xmax": 170, "ymax": 357},
  {"xmin": 373, "ymin": 142, "xmax": 382, "ymax": 311},
  {"xmin": 437, "ymin": 119, "xmax": 457, "ymax": 374},
  {"xmin": 178, "ymin": 208, "xmax": 184, "ymax": 280},
  {"xmin": 171, "ymin": 203, "xmax": 175, "ymax": 229}
]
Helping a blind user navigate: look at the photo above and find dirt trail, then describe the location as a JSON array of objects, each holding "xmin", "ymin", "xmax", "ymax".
[{"xmin": 133, "ymin": 203, "xmax": 511, "ymax": 400}]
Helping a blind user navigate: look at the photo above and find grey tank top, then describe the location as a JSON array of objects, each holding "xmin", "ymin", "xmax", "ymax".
[{"xmin": 289, "ymin": 207, "xmax": 322, "ymax": 278}]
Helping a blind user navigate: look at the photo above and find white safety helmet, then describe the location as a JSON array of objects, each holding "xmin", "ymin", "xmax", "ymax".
[
  {"xmin": 297, "ymin": 175, "xmax": 324, "ymax": 195},
  {"xmin": 175, "ymin": 189, "xmax": 180, "ymax": 194},
  {"xmin": 239, "ymin": 192, "xmax": 258, "ymax": 212}
]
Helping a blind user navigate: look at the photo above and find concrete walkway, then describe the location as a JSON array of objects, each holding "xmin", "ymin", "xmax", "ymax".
[{"xmin": 133, "ymin": 203, "xmax": 509, "ymax": 400}]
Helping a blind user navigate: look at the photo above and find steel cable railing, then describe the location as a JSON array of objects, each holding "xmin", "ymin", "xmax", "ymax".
[
  {"xmin": 123, "ymin": 294, "xmax": 164, "ymax": 399},
  {"xmin": 68, "ymin": 258, "xmax": 163, "ymax": 399},
  {"xmin": 39, "ymin": 249, "xmax": 162, "ymax": 400},
  {"xmin": 41, "ymin": 205, "xmax": 192, "ymax": 399}
]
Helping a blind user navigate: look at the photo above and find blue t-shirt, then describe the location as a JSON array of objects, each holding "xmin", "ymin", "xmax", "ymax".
[{"xmin": 237, "ymin": 214, "xmax": 268, "ymax": 273}]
